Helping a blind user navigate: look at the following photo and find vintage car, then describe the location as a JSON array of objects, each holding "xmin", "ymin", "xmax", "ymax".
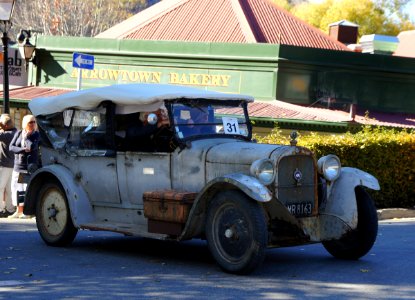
[{"xmin": 24, "ymin": 83, "xmax": 380, "ymax": 274}]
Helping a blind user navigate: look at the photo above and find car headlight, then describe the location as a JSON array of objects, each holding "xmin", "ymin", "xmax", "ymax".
[
  {"xmin": 317, "ymin": 155, "xmax": 341, "ymax": 181},
  {"xmin": 250, "ymin": 159, "xmax": 275, "ymax": 185}
]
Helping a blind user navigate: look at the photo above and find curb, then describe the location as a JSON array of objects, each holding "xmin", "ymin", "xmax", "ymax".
[{"xmin": 377, "ymin": 208, "xmax": 415, "ymax": 220}]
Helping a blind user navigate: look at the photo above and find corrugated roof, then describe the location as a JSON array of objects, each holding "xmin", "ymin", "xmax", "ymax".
[
  {"xmin": 249, "ymin": 101, "xmax": 415, "ymax": 129},
  {"xmin": 4, "ymin": 86, "xmax": 413, "ymax": 129},
  {"xmin": 241, "ymin": 0, "xmax": 347, "ymax": 50},
  {"xmin": 3, "ymin": 86, "xmax": 73, "ymax": 101},
  {"xmin": 125, "ymin": 0, "xmax": 247, "ymax": 43},
  {"xmin": 96, "ymin": 0, "xmax": 349, "ymax": 51}
]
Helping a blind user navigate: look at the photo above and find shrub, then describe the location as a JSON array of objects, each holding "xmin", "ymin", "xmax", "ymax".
[{"xmin": 256, "ymin": 126, "xmax": 415, "ymax": 208}]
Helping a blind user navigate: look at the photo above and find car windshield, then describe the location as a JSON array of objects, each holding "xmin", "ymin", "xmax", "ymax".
[{"xmin": 170, "ymin": 101, "xmax": 250, "ymax": 140}]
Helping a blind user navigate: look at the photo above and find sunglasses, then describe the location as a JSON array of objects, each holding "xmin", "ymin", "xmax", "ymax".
[{"xmin": 28, "ymin": 121, "xmax": 36, "ymax": 124}]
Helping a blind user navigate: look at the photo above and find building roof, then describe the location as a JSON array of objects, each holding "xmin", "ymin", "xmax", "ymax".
[
  {"xmin": 250, "ymin": 101, "xmax": 415, "ymax": 129},
  {"xmin": 4, "ymin": 86, "xmax": 414, "ymax": 131},
  {"xmin": 96, "ymin": 0, "xmax": 349, "ymax": 51},
  {"xmin": 4, "ymin": 86, "xmax": 71, "ymax": 100}
]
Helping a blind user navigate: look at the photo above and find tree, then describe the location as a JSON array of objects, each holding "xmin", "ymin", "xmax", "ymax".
[
  {"xmin": 291, "ymin": 0, "xmax": 414, "ymax": 37},
  {"xmin": 376, "ymin": 0, "xmax": 415, "ymax": 33},
  {"xmin": 10, "ymin": 0, "xmax": 150, "ymax": 39}
]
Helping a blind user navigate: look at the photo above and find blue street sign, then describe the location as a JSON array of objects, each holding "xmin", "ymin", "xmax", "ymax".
[{"xmin": 72, "ymin": 52, "xmax": 94, "ymax": 70}]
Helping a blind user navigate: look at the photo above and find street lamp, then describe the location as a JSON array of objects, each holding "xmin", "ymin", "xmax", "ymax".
[
  {"xmin": 0, "ymin": 0, "xmax": 15, "ymax": 114},
  {"xmin": 17, "ymin": 29, "xmax": 36, "ymax": 69}
]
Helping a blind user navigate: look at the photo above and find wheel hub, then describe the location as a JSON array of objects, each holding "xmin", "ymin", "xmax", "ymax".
[
  {"xmin": 225, "ymin": 228, "xmax": 234, "ymax": 238},
  {"xmin": 224, "ymin": 225, "xmax": 239, "ymax": 240},
  {"xmin": 47, "ymin": 204, "xmax": 59, "ymax": 219}
]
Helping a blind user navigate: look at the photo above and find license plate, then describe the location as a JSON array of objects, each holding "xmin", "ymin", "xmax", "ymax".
[{"xmin": 286, "ymin": 202, "xmax": 312, "ymax": 216}]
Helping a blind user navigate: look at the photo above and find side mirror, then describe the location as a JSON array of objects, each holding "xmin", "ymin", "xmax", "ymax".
[{"xmin": 147, "ymin": 113, "xmax": 158, "ymax": 125}]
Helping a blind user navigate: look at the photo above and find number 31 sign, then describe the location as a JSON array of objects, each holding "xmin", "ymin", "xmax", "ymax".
[{"xmin": 222, "ymin": 117, "xmax": 240, "ymax": 134}]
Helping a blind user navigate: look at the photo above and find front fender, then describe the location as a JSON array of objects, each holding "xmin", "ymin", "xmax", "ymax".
[
  {"xmin": 205, "ymin": 173, "xmax": 272, "ymax": 202},
  {"xmin": 321, "ymin": 167, "xmax": 380, "ymax": 229},
  {"xmin": 178, "ymin": 173, "xmax": 272, "ymax": 240},
  {"xmin": 25, "ymin": 164, "xmax": 95, "ymax": 227}
]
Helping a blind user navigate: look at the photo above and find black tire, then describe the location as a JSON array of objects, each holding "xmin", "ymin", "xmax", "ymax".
[
  {"xmin": 36, "ymin": 181, "xmax": 78, "ymax": 246},
  {"xmin": 205, "ymin": 190, "xmax": 268, "ymax": 274},
  {"xmin": 322, "ymin": 187, "xmax": 378, "ymax": 260}
]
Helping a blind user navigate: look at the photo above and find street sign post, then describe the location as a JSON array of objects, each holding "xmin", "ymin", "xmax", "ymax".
[
  {"xmin": 73, "ymin": 53, "xmax": 94, "ymax": 70},
  {"xmin": 72, "ymin": 52, "xmax": 95, "ymax": 90}
]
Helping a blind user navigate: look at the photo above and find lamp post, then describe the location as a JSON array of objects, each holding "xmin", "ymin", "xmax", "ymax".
[{"xmin": 0, "ymin": 0, "xmax": 15, "ymax": 114}]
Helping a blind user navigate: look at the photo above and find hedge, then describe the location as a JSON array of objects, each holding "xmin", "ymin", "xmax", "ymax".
[{"xmin": 256, "ymin": 126, "xmax": 415, "ymax": 208}]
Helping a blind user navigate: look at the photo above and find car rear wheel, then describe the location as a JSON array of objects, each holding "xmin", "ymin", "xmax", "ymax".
[
  {"xmin": 322, "ymin": 187, "xmax": 378, "ymax": 259},
  {"xmin": 205, "ymin": 190, "xmax": 268, "ymax": 274},
  {"xmin": 36, "ymin": 181, "xmax": 78, "ymax": 246}
]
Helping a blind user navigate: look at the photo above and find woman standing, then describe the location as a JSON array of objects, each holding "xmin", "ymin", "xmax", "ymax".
[{"xmin": 8, "ymin": 115, "xmax": 40, "ymax": 219}]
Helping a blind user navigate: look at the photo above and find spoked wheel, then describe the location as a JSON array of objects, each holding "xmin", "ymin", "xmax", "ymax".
[
  {"xmin": 36, "ymin": 181, "xmax": 78, "ymax": 246},
  {"xmin": 205, "ymin": 190, "xmax": 268, "ymax": 274},
  {"xmin": 323, "ymin": 187, "xmax": 378, "ymax": 260}
]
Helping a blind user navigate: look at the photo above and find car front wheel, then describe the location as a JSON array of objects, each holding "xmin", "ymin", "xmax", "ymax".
[
  {"xmin": 205, "ymin": 190, "xmax": 268, "ymax": 274},
  {"xmin": 322, "ymin": 186, "xmax": 378, "ymax": 259},
  {"xmin": 36, "ymin": 181, "xmax": 78, "ymax": 246}
]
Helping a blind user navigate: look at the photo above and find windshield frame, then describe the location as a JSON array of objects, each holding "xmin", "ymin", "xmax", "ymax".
[{"xmin": 165, "ymin": 98, "xmax": 252, "ymax": 142}]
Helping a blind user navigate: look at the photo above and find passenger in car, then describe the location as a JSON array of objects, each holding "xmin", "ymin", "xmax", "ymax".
[
  {"xmin": 117, "ymin": 109, "xmax": 170, "ymax": 151},
  {"xmin": 126, "ymin": 114, "xmax": 157, "ymax": 140}
]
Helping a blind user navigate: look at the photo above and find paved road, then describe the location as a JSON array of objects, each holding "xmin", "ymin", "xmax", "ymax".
[{"xmin": 1, "ymin": 218, "xmax": 414, "ymax": 299}]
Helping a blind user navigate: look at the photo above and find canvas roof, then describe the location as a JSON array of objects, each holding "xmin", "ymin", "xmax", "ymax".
[
  {"xmin": 28, "ymin": 83, "xmax": 254, "ymax": 117},
  {"xmin": 96, "ymin": 0, "xmax": 349, "ymax": 51}
]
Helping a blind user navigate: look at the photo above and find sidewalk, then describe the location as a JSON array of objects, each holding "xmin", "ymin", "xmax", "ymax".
[{"xmin": 377, "ymin": 208, "xmax": 415, "ymax": 220}]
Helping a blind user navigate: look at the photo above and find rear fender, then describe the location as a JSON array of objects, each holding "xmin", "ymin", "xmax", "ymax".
[
  {"xmin": 321, "ymin": 167, "xmax": 380, "ymax": 229},
  {"xmin": 179, "ymin": 173, "xmax": 272, "ymax": 240},
  {"xmin": 25, "ymin": 165, "xmax": 95, "ymax": 227}
]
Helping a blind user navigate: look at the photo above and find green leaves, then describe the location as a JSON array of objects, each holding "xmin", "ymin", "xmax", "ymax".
[{"xmin": 288, "ymin": 0, "xmax": 414, "ymax": 37}]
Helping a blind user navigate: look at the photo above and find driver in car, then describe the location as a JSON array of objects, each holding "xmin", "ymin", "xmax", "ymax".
[
  {"xmin": 122, "ymin": 108, "xmax": 170, "ymax": 151},
  {"xmin": 187, "ymin": 108, "xmax": 214, "ymax": 135}
]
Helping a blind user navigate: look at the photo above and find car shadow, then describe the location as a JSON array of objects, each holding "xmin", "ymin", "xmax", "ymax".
[
  {"xmin": 69, "ymin": 230, "xmax": 376, "ymax": 277},
  {"xmin": 71, "ymin": 230, "xmax": 214, "ymax": 266}
]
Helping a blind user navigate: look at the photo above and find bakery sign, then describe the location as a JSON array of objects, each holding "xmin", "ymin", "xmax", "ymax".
[
  {"xmin": 65, "ymin": 63, "xmax": 241, "ymax": 93},
  {"xmin": 0, "ymin": 48, "xmax": 28, "ymax": 87}
]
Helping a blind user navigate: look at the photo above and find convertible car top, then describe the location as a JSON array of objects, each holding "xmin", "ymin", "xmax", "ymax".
[{"xmin": 29, "ymin": 83, "xmax": 254, "ymax": 116}]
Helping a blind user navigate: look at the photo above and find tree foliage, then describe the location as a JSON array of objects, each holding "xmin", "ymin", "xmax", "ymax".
[
  {"xmin": 10, "ymin": 0, "xmax": 151, "ymax": 39},
  {"xmin": 290, "ymin": 0, "xmax": 415, "ymax": 37}
]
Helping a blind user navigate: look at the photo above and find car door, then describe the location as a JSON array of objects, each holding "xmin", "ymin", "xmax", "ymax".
[
  {"xmin": 116, "ymin": 152, "xmax": 171, "ymax": 207},
  {"xmin": 65, "ymin": 108, "xmax": 121, "ymax": 205}
]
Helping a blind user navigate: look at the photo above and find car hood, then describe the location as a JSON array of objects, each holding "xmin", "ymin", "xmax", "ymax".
[
  {"xmin": 171, "ymin": 138, "xmax": 291, "ymax": 192},
  {"xmin": 204, "ymin": 139, "xmax": 284, "ymax": 164}
]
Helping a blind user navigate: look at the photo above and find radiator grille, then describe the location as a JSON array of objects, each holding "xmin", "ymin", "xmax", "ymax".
[{"xmin": 276, "ymin": 155, "xmax": 317, "ymax": 216}]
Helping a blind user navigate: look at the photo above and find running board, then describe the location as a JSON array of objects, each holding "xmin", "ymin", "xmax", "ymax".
[{"xmin": 79, "ymin": 222, "xmax": 169, "ymax": 240}]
